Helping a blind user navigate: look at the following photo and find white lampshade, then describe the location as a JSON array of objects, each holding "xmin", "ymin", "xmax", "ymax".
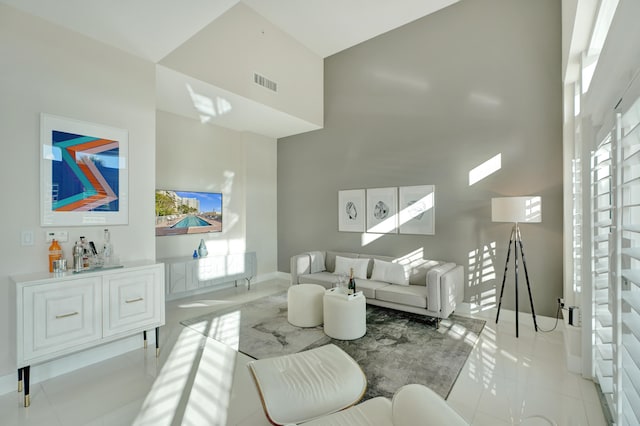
[{"xmin": 492, "ymin": 196, "xmax": 542, "ymax": 223}]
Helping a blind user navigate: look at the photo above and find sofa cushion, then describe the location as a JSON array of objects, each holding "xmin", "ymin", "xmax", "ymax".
[
  {"xmin": 366, "ymin": 254, "xmax": 395, "ymax": 278},
  {"xmin": 352, "ymin": 279, "xmax": 390, "ymax": 299},
  {"xmin": 302, "ymin": 396, "xmax": 393, "ymax": 426},
  {"xmin": 326, "ymin": 251, "xmax": 360, "ymax": 273},
  {"xmin": 308, "ymin": 251, "xmax": 326, "ymax": 273},
  {"xmin": 371, "ymin": 259, "xmax": 408, "ymax": 286},
  {"xmin": 335, "ymin": 256, "xmax": 369, "ymax": 279},
  {"xmin": 375, "ymin": 285, "xmax": 428, "ymax": 309},
  {"xmin": 299, "ymin": 272, "xmax": 336, "ymax": 289}
]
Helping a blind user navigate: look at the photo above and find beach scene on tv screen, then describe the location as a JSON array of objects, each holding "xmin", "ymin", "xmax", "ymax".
[{"xmin": 155, "ymin": 190, "xmax": 222, "ymax": 236}]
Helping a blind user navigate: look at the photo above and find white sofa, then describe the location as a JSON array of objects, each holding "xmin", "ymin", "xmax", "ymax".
[{"xmin": 290, "ymin": 250, "xmax": 464, "ymax": 324}]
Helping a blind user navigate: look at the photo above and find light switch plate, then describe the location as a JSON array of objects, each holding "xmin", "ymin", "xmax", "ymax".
[
  {"xmin": 46, "ymin": 231, "xmax": 69, "ymax": 242},
  {"xmin": 21, "ymin": 231, "xmax": 34, "ymax": 246}
]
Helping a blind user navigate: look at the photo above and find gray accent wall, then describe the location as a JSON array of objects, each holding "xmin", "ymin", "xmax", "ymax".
[{"xmin": 277, "ymin": 0, "xmax": 563, "ymax": 317}]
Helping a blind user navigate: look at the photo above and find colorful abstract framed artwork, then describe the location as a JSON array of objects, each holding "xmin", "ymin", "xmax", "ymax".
[{"xmin": 40, "ymin": 114, "xmax": 129, "ymax": 226}]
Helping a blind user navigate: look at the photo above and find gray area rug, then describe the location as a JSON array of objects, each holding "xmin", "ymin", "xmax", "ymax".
[{"xmin": 181, "ymin": 291, "xmax": 484, "ymax": 400}]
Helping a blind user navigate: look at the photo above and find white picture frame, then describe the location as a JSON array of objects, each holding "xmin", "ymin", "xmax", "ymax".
[
  {"xmin": 338, "ymin": 189, "xmax": 365, "ymax": 232},
  {"xmin": 41, "ymin": 113, "xmax": 129, "ymax": 226},
  {"xmin": 399, "ymin": 185, "xmax": 435, "ymax": 235},
  {"xmin": 366, "ymin": 187, "xmax": 398, "ymax": 234}
]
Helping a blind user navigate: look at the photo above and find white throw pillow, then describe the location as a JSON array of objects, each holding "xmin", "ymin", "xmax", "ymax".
[
  {"xmin": 371, "ymin": 258, "xmax": 408, "ymax": 286},
  {"xmin": 334, "ymin": 256, "xmax": 369, "ymax": 279}
]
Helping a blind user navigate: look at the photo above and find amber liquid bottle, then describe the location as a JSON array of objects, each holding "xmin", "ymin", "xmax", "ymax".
[
  {"xmin": 348, "ymin": 267, "xmax": 356, "ymax": 295},
  {"xmin": 48, "ymin": 239, "xmax": 62, "ymax": 273}
]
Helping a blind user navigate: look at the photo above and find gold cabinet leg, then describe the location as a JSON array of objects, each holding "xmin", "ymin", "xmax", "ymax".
[
  {"xmin": 155, "ymin": 327, "xmax": 160, "ymax": 358},
  {"xmin": 18, "ymin": 368, "xmax": 23, "ymax": 393},
  {"xmin": 23, "ymin": 366, "xmax": 30, "ymax": 408}
]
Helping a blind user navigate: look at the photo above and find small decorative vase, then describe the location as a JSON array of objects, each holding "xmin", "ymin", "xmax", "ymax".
[{"xmin": 197, "ymin": 239, "xmax": 208, "ymax": 257}]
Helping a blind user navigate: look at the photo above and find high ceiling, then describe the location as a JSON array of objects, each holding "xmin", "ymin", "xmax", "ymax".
[
  {"xmin": 1, "ymin": 0, "xmax": 460, "ymax": 137},
  {"xmin": 0, "ymin": 0, "xmax": 459, "ymax": 60}
]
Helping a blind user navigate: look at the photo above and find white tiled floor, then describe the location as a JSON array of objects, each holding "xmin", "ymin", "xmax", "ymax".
[{"xmin": 0, "ymin": 278, "xmax": 608, "ymax": 425}]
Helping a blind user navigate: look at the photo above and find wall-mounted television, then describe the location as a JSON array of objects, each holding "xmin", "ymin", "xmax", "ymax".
[{"xmin": 155, "ymin": 190, "xmax": 222, "ymax": 237}]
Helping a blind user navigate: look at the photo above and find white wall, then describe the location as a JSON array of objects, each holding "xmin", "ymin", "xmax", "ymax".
[
  {"xmin": 155, "ymin": 111, "xmax": 278, "ymax": 276},
  {"xmin": 244, "ymin": 132, "xmax": 278, "ymax": 277},
  {"xmin": 159, "ymin": 2, "xmax": 323, "ymax": 128},
  {"xmin": 0, "ymin": 4, "xmax": 156, "ymax": 384},
  {"xmin": 278, "ymin": 0, "xmax": 564, "ymax": 317}
]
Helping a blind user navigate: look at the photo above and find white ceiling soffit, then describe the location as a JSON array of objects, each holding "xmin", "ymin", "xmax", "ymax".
[
  {"xmin": 1, "ymin": 0, "xmax": 461, "ymax": 61},
  {"xmin": 156, "ymin": 65, "xmax": 322, "ymax": 139},
  {"xmin": 244, "ymin": 0, "xmax": 461, "ymax": 58},
  {"xmin": 0, "ymin": 0, "xmax": 239, "ymax": 62}
]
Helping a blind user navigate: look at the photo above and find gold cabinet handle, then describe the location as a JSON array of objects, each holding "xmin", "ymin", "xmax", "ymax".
[
  {"xmin": 125, "ymin": 297, "xmax": 143, "ymax": 304},
  {"xmin": 55, "ymin": 311, "xmax": 79, "ymax": 319}
]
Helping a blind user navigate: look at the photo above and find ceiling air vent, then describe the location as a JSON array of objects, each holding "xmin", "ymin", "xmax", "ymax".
[{"xmin": 254, "ymin": 72, "xmax": 278, "ymax": 93}]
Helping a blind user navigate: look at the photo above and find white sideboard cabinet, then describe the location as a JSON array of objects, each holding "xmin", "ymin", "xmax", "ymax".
[
  {"xmin": 161, "ymin": 252, "xmax": 257, "ymax": 300},
  {"xmin": 10, "ymin": 261, "xmax": 165, "ymax": 407}
]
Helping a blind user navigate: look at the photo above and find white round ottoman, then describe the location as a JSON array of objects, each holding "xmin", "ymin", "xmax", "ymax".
[
  {"xmin": 288, "ymin": 283, "xmax": 325, "ymax": 327},
  {"xmin": 323, "ymin": 289, "xmax": 366, "ymax": 340}
]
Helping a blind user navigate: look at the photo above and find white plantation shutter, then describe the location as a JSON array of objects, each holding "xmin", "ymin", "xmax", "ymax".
[
  {"xmin": 592, "ymin": 133, "xmax": 614, "ymax": 410},
  {"xmin": 618, "ymin": 93, "xmax": 640, "ymax": 425}
]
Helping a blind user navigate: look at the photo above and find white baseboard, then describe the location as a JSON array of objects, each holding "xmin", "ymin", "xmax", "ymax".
[
  {"xmin": 456, "ymin": 302, "xmax": 561, "ymax": 330},
  {"xmin": 252, "ymin": 271, "xmax": 289, "ymax": 284}
]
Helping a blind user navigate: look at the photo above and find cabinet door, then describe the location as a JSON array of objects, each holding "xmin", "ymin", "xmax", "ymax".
[
  {"xmin": 22, "ymin": 277, "xmax": 102, "ymax": 363},
  {"xmin": 167, "ymin": 262, "xmax": 187, "ymax": 295},
  {"xmin": 167, "ymin": 261, "xmax": 198, "ymax": 295},
  {"xmin": 197, "ymin": 256, "xmax": 227, "ymax": 287},
  {"xmin": 103, "ymin": 266, "xmax": 163, "ymax": 337}
]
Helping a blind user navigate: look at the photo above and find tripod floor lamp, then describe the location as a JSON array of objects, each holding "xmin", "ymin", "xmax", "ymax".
[{"xmin": 492, "ymin": 196, "xmax": 541, "ymax": 338}]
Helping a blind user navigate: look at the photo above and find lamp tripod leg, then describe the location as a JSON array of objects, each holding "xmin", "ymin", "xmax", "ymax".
[
  {"xmin": 514, "ymin": 226, "xmax": 519, "ymax": 338},
  {"xmin": 517, "ymin": 228, "xmax": 538, "ymax": 332},
  {"xmin": 496, "ymin": 226, "xmax": 516, "ymax": 325}
]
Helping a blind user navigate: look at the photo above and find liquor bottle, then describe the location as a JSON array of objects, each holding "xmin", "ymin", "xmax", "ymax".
[
  {"xmin": 80, "ymin": 236, "xmax": 90, "ymax": 269},
  {"xmin": 73, "ymin": 241, "xmax": 83, "ymax": 272},
  {"xmin": 48, "ymin": 239, "xmax": 62, "ymax": 273},
  {"xmin": 348, "ymin": 267, "xmax": 356, "ymax": 295},
  {"xmin": 102, "ymin": 229, "xmax": 112, "ymax": 264}
]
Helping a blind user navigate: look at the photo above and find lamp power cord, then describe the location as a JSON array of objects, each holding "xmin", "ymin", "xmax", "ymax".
[{"xmin": 537, "ymin": 298, "xmax": 563, "ymax": 333}]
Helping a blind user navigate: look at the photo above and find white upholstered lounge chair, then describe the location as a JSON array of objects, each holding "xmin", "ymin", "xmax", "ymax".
[{"xmin": 247, "ymin": 344, "xmax": 468, "ymax": 426}]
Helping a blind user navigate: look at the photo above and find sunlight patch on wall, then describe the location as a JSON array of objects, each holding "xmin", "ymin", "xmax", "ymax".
[
  {"xmin": 362, "ymin": 213, "xmax": 399, "ymax": 245},
  {"xmin": 361, "ymin": 232, "xmax": 383, "ymax": 246},
  {"xmin": 187, "ymin": 84, "xmax": 232, "ymax": 123},
  {"xmin": 469, "ymin": 154, "xmax": 501, "ymax": 186},
  {"xmin": 200, "ymin": 238, "xmax": 247, "ymax": 258},
  {"xmin": 468, "ymin": 242, "xmax": 497, "ymax": 313}
]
